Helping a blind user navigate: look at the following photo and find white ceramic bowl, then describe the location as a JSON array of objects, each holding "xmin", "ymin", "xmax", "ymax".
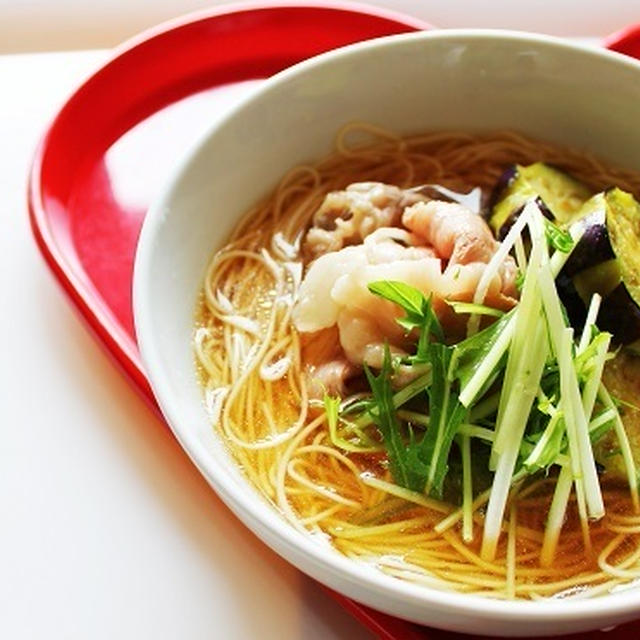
[{"xmin": 134, "ymin": 30, "xmax": 640, "ymax": 636}]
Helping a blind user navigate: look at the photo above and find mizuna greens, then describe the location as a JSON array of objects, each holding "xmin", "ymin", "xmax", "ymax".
[
  {"xmin": 324, "ymin": 200, "xmax": 638, "ymax": 562},
  {"xmin": 198, "ymin": 128, "xmax": 640, "ymax": 600}
]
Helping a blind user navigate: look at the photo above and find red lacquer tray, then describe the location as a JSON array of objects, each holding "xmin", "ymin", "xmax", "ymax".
[{"xmin": 28, "ymin": 4, "xmax": 640, "ymax": 638}]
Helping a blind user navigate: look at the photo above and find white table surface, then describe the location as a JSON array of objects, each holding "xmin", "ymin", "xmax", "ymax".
[
  {"xmin": 0, "ymin": 50, "xmax": 375, "ymax": 640},
  {"xmin": 0, "ymin": 34, "xmax": 610, "ymax": 639}
]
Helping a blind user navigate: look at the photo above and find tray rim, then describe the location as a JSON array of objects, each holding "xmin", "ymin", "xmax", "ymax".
[
  {"xmin": 27, "ymin": 0, "xmax": 431, "ymax": 405},
  {"xmin": 26, "ymin": 3, "xmax": 432, "ymax": 639},
  {"xmin": 26, "ymin": 7, "xmax": 640, "ymax": 638}
]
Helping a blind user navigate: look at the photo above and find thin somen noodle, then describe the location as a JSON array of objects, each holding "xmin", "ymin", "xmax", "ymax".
[{"xmin": 194, "ymin": 125, "xmax": 640, "ymax": 599}]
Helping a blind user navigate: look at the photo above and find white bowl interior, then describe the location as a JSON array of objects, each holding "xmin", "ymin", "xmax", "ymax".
[{"xmin": 134, "ymin": 30, "xmax": 640, "ymax": 636}]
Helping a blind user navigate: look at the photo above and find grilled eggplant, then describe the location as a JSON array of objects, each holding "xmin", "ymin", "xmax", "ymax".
[
  {"xmin": 560, "ymin": 188, "xmax": 640, "ymax": 348},
  {"xmin": 490, "ymin": 162, "xmax": 640, "ymax": 347},
  {"xmin": 489, "ymin": 162, "xmax": 592, "ymax": 239}
]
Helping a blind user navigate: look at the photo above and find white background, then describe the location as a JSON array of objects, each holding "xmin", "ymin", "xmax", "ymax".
[
  {"xmin": 0, "ymin": 2, "xmax": 634, "ymax": 639},
  {"xmin": 0, "ymin": 0, "xmax": 637, "ymax": 52},
  {"xmin": 0, "ymin": 51, "xmax": 372, "ymax": 640}
]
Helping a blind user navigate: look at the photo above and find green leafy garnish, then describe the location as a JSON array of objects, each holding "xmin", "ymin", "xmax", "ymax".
[
  {"xmin": 313, "ymin": 191, "xmax": 640, "ymax": 565},
  {"xmin": 368, "ymin": 280, "xmax": 443, "ymax": 341},
  {"xmin": 544, "ymin": 218, "xmax": 574, "ymax": 253},
  {"xmin": 363, "ymin": 342, "xmax": 467, "ymax": 498},
  {"xmin": 419, "ymin": 343, "xmax": 468, "ymax": 497},
  {"xmin": 364, "ymin": 348, "xmax": 427, "ymax": 491},
  {"xmin": 449, "ymin": 309, "xmax": 515, "ymax": 402},
  {"xmin": 589, "ymin": 410, "xmax": 616, "ymax": 444},
  {"xmin": 445, "ymin": 300, "xmax": 505, "ymax": 318},
  {"xmin": 324, "ymin": 393, "xmax": 340, "ymax": 425},
  {"xmin": 522, "ymin": 409, "xmax": 565, "ymax": 472},
  {"xmin": 324, "ymin": 392, "xmax": 342, "ymax": 441},
  {"xmin": 323, "ymin": 392, "xmax": 383, "ymax": 453}
]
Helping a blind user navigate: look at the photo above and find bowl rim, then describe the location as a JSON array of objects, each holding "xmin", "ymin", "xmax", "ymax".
[{"xmin": 134, "ymin": 28, "xmax": 640, "ymax": 626}]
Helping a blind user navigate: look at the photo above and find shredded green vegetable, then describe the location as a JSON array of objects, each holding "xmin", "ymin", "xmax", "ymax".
[{"xmin": 319, "ymin": 199, "xmax": 637, "ymax": 564}]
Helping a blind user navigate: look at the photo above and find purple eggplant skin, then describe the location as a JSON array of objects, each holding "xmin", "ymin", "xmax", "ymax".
[
  {"xmin": 495, "ymin": 208, "xmax": 521, "ymax": 241},
  {"xmin": 492, "ymin": 196, "xmax": 554, "ymax": 241},
  {"xmin": 556, "ymin": 189, "xmax": 640, "ymax": 347},
  {"xmin": 597, "ymin": 284, "xmax": 640, "ymax": 344},
  {"xmin": 558, "ymin": 206, "xmax": 624, "ymax": 343},
  {"xmin": 485, "ymin": 165, "xmax": 518, "ymax": 217},
  {"xmin": 535, "ymin": 196, "xmax": 555, "ymax": 222},
  {"xmin": 562, "ymin": 210, "xmax": 616, "ymax": 277},
  {"xmin": 486, "ymin": 163, "xmax": 572, "ymax": 214},
  {"xmin": 556, "ymin": 271, "xmax": 588, "ymax": 330}
]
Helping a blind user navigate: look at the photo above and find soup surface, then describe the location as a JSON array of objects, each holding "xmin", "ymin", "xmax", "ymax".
[{"xmin": 194, "ymin": 126, "xmax": 640, "ymax": 599}]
